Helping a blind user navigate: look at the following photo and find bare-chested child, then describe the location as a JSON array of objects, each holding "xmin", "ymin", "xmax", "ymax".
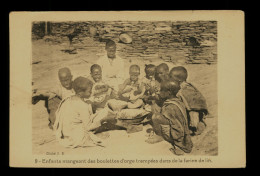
[
  {"xmin": 146, "ymin": 80, "xmax": 193, "ymax": 155},
  {"xmin": 118, "ymin": 65, "xmax": 145, "ymax": 109},
  {"xmin": 87, "ymin": 64, "xmax": 114, "ymax": 113},
  {"xmin": 32, "ymin": 67, "xmax": 75, "ymax": 129},
  {"xmin": 106, "ymin": 65, "xmax": 145, "ymax": 112},
  {"xmin": 169, "ymin": 66, "xmax": 208, "ymax": 135}
]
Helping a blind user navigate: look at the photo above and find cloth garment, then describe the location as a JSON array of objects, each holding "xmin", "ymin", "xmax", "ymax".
[
  {"xmin": 142, "ymin": 77, "xmax": 160, "ymax": 96},
  {"xmin": 53, "ymin": 95, "xmax": 106, "ymax": 148},
  {"xmin": 34, "ymin": 83, "xmax": 75, "ymax": 128},
  {"xmin": 177, "ymin": 81, "xmax": 208, "ymax": 111},
  {"xmin": 96, "ymin": 55, "xmax": 125, "ymax": 91},
  {"xmin": 177, "ymin": 81, "xmax": 208, "ymax": 134},
  {"xmin": 151, "ymin": 98, "xmax": 193, "ymax": 153}
]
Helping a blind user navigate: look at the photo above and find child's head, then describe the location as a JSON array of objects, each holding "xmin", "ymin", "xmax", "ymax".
[
  {"xmin": 144, "ymin": 64, "xmax": 156, "ymax": 79},
  {"xmin": 129, "ymin": 65, "xmax": 140, "ymax": 82},
  {"xmin": 105, "ymin": 40, "xmax": 116, "ymax": 58},
  {"xmin": 169, "ymin": 66, "xmax": 188, "ymax": 83},
  {"xmin": 58, "ymin": 67, "xmax": 73, "ymax": 90},
  {"xmin": 90, "ymin": 64, "xmax": 102, "ymax": 82},
  {"xmin": 73, "ymin": 77, "xmax": 93, "ymax": 99},
  {"xmin": 159, "ymin": 80, "xmax": 180, "ymax": 99},
  {"xmin": 155, "ymin": 63, "xmax": 169, "ymax": 82}
]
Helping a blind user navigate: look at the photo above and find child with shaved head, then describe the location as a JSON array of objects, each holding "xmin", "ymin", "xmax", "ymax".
[
  {"xmin": 54, "ymin": 77, "xmax": 115, "ymax": 148},
  {"xmin": 155, "ymin": 63, "xmax": 169, "ymax": 83},
  {"xmin": 87, "ymin": 64, "xmax": 114, "ymax": 113},
  {"xmin": 146, "ymin": 80, "xmax": 193, "ymax": 155},
  {"xmin": 115, "ymin": 64, "xmax": 145, "ymax": 109},
  {"xmin": 169, "ymin": 66, "xmax": 208, "ymax": 135},
  {"xmin": 32, "ymin": 67, "xmax": 75, "ymax": 129}
]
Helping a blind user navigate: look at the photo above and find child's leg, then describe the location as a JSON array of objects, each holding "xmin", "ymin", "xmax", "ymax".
[
  {"xmin": 189, "ymin": 111, "xmax": 199, "ymax": 129},
  {"xmin": 195, "ymin": 111, "xmax": 207, "ymax": 135},
  {"xmin": 127, "ymin": 99, "xmax": 143, "ymax": 109},
  {"xmin": 107, "ymin": 99, "xmax": 128, "ymax": 111},
  {"xmin": 151, "ymin": 113, "xmax": 170, "ymax": 136},
  {"xmin": 145, "ymin": 113, "xmax": 169, "ymax": 144},
  {"xmin": 47, "ymin": 97, "xmax": 61, "ymax": 128}
]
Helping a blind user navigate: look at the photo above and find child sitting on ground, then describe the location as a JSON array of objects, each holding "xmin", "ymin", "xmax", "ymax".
[
  {"xmin": 87, "ymin": 64, "xmax": 114, "ymax": 113},
  {"xmin": 116, "ymin": 64, "xmax": 145, "ymax": 109},
  {"xmin": 169, "ymin": 66, "xmax": 208, "ymax": 135},
  {"xmin": 146, "ymin": 80, "xmax": 193, "ymax": 155},
  {"xmin": 32, "ymin": 67, "xmax": 75, "ymax": 129},
  {"xmin": 142, "ymin": 64, "xmax": 161, "ymax": 105},
  {"xmin": 53, "ymin": 77, "xmax": 116, "ymax": 148}
]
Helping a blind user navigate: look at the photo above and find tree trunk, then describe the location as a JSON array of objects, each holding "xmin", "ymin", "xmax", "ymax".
[{"xmin": 45, "ymin": 21, "xmax": 48, "ymax": 36}]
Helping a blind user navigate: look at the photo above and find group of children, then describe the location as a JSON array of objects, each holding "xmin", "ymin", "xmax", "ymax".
[{"xmin": 32, "ymin": 40, "xmax": 208, "ymax": 155}]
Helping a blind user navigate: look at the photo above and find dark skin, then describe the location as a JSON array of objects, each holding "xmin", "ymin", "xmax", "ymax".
[
  {"xmin": 32, "ymin": 68, "xmax": 72, "ymax": 104},
  {"xmin": 159, "ymin": 81, "xmax": 180, "ymax": 100},
  {"xmin": 118, "ymin": 68, "xmax": 143, "ymax": 100},
  {"xmin": 152, "ymin": 81, "xmax": 180, "ymax": 107},
  {"xmin": 155, "ymin": 66, "xmax": 169, "ymax": 83},
  {"xmin": 143, "ymin": 69, "xmax": 159, "ymax": 104},
  {"xmin": 144, "ymin": 69, "xmax": 156, "ymax": 93},
  {"xmin": 145, "ymin": 69, "xmax": 156, "ymax": 80},
  {"xmin": 91, "ymin": 67, "xmax": 109, "ymax": 96},
  {"xmin": 58, "ymin": 70, "xmax": 73, "ymax": 90},
  {"xmin": 91, "ymin": 67, "xmax": 102, "ymax": 83},
  {"xmin": 77, "ymin": 86, "xmax": 92, "ymax": 99},
  {"xmin": 146, "ymin": 81, "xmax": 180, "ymax": 145},
  {"xmin": 106, "ymin": 45, "xmax": 116, "ymax": 59},
  {"xmin": 169, "ymin": 71, "xmax": 183, "ymax": 84}
]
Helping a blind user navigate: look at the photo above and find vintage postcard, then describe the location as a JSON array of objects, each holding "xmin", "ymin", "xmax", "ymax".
[{"xmin": 9, "ymin": 11, "xmax": 245, "ymax": 168}]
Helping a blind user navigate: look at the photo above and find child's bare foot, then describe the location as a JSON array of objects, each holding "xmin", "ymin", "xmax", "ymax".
[
  {"xmin": 169, "ymin": 146, "xmax": 184, "ymax": 155},
  {"xmin": 48, "ymin": 122, "xmax": 53, "ymax": 130},
  {"xmin": 145, "ymin": 134, "xmax": 164, "ymax": 144},
  {"xmin": 194, "ymin": 122, "xmax": 206, "ymax": 135}
]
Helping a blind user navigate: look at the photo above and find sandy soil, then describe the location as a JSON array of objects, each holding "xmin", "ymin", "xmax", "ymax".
[{"xmin": 32, "ymin": 37, "xmax": 218, "ymax": 156}]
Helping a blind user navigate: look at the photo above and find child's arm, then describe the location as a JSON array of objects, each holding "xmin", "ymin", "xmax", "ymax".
[
  {"xmin": 118, "ymin": 79, "xmax": 132, "ymax": 96},
  {"xmin": 32, "ymin": 85, "xmax": 61, "ymax": 104},
  {"xmin": 92, "ymin": 85, "xmax": 109, "ymax": 96},
  {"xmin": 133, "ymin": 82, "xmax": 146, "ymax": 96},
  {"xmin": 81, "ymin": 103, "xmax": 101, "ymax": 132}
]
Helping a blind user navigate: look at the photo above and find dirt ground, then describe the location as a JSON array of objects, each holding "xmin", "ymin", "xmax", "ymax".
[{"xmin": 32, "ymin": 37, "xmax": 218, "ymax": 156}]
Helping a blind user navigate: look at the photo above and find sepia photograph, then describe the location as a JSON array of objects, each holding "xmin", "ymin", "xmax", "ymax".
[
  {"xmin": 31, "ymin": 20, "xmax": 217, "ymax": 156},
  {"xmin": 9, "ymin": 11, "xmax": 245, "ymax": 168}
]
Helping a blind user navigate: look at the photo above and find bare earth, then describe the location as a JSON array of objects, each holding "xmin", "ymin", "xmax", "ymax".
[{"xmin": 32, "ymin": 38, "xmax": 218, "ymax": 156}]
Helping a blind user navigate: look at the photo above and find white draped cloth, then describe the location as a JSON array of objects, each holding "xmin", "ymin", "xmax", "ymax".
[{"xmin": 53, "ymin": 95, "xmax": 106, "ymax": 148}]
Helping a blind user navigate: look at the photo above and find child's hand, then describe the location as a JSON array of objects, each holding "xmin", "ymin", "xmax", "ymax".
[
  {"xmin": 120, "ymin": 95, "xmax": 130, "ymax": 102},
  {"xmin": 125, "ymin": 79, "xmax": 132, "ymax": 85},
  {"xmin": 100, "ymin": 115, "xmax": 117, "ymax": 125}
]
